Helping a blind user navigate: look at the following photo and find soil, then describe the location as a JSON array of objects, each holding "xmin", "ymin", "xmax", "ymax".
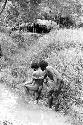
[{"xmin": 0, "ymin": 83, "xmax": 71, "ymax": 125}]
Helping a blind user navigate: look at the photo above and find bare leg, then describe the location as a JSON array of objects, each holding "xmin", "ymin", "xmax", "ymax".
[
  {"xmin": 25, "ymin": 84, "xmax": 38, "ymax": 91},
  {"xmin": 35, "ymin": 91, "xmax": 39, "ymax": 103},
  {"xmin": 48, "ymin": 96, "xmax": 53, "ymax": 108},
  {"xmin": 47, "ymin": 89, "xmax": 54, "ymax": 108},
  {"xmin": 24, "ymin": 81, "xmax": 32, "ymax": 86}
]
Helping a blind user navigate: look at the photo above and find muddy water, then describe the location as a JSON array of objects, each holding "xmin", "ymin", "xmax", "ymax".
[{"xmin": 0, "ymin": 84, "xmax": 71, "ymax": 125}]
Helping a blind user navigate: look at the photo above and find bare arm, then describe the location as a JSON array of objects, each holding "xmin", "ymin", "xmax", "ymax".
[{"xmin": 44, "ymin": 77, "xmax": 49, "ymax": 87}]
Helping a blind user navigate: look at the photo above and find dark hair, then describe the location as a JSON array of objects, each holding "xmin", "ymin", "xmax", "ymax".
[
  {"xmin": 31, "ymin": 62, "xmax": 39, "ymax": 69},
  {"xmin": 39, "ymin": 60, "xmax": 48, "ymax": 71}
]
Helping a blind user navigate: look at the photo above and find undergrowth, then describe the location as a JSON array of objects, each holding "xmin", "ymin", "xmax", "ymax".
[{"xmin": 0, "ymin": 29, "xmax": 83, "ymax": 122}]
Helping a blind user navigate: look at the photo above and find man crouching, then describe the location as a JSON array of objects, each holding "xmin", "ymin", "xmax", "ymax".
[
  {"xmin": 24, "ymin": 61, "xmax": 46, "ymax": 103},
  {"xmin": 39, "ymin": 60, "xmax": 64, "ymax": 111}
]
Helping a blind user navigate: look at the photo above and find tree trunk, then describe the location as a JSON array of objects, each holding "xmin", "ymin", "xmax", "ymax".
[{"xmin": 0, "ymin": 0, "xmax": 7, "ymax": 15}]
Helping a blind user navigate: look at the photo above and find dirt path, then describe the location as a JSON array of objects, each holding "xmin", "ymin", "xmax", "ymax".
[{"xmin": 0, "ymin": 83, "xmax": 71, "ymax": 125}]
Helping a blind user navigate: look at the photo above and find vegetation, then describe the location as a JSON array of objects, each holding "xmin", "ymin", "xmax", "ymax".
[
  {"xmin": 0, "ymin": 0, "xmax": 83, "ymax": 125},
  {"xmin": 0, "ymin": 0, "xmax": 83, "ymax": 29}
]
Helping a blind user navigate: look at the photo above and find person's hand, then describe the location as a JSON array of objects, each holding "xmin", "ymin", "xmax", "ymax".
[
  {"xmin": 44, "ymin": 78, "xmax": 47, "ymax": 83},
  {"xmin": 44, "ymin": 78, "xmax": 49, "ymax": 86}
]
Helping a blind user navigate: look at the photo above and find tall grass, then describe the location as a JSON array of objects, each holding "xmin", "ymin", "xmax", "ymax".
[{"xmin": 0, "ymin": 28, "xmax": 83, "ymax": 118}]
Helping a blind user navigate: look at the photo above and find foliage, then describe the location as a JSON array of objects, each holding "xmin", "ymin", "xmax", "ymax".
[
  {"xmin": 0, "ymin": 0, "xmax": 82, "ymax": 30},
  {"xmin": 0, "ymin": 29, "xmax": 83, "ymax": 114},
  {"xmin": 0, "ymin": 0, "xmax": 83, "ymax": 117}
]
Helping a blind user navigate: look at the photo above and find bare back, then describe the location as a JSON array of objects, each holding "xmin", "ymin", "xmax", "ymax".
[{"xmin": 46, "ymin": 66, "xmax": 62, "ymax": 90}]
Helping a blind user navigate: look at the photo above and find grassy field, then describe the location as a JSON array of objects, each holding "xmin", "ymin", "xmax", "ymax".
[{"xmin": 0, "ymin": 28, "xmax": 83, "ymax": 124}]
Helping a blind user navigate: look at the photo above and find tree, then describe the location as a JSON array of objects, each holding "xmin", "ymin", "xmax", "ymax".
[
  {"xmin": 0, "ymin": 0, "xmax": 82, "ymax": 29},
  {"xmin": 0, "ymin": 0, "xmax": 7, "ymax": 15}
]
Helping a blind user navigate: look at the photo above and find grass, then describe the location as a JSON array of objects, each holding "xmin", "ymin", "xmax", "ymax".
[{"xmin": 0, "ymin": 28, "xmax": 83, "ymax": 124}]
